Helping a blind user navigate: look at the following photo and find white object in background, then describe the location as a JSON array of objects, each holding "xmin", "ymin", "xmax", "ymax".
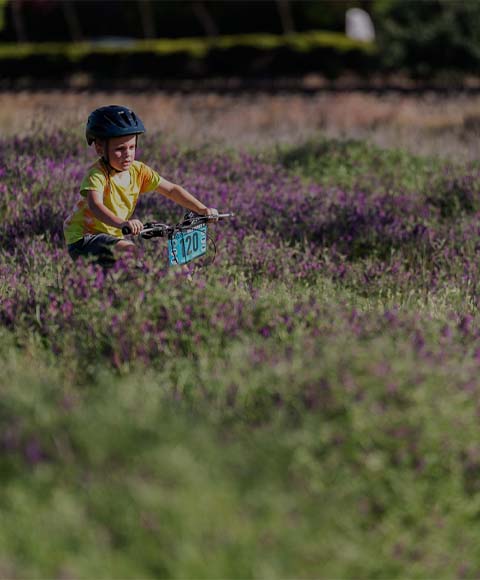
[{"xmin": 346, "ymin": 8, "xmax": 375, "ymax": 42}]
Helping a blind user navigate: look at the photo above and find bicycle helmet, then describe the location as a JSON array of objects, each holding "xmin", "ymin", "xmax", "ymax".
[{"xmin": 86, "ymin": 105, "xmax": 146, "ymax": 145}]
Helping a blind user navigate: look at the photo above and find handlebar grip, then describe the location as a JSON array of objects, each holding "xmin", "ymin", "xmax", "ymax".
[{"xmin": 122, "ymin": 226, "xmax": 131, "ymax": 235}]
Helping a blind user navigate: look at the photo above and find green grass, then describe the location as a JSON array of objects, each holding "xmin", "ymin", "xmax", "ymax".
[
  {"xmin": 2, "ymin": 133, "xmax": 480, "ymax": 578},
  {"xmin": 2, "ymin": 272, "xmax": 480, "ymax": 578},
  {"xmin": 275, "ymin": 137, "xmax": 443, "ymax": 192}
]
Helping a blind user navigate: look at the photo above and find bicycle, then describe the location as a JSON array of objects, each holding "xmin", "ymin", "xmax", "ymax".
[{"xmin": 122, "ymin": 211, "xmax": 233, "ymax": 267}]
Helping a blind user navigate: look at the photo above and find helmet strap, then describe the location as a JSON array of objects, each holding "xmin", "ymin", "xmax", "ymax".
[{"xmin": 100, "ymin": 138, "xmax": 120, "ymax": 174}]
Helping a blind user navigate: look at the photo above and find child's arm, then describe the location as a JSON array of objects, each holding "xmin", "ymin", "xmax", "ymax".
[
  {"xmin": 156, "ymin": 179, "xmax": 217, "ymax": 216},
  {"xmin": 87, "ymin": 190, "xmax": 143, "ymax": 234}
]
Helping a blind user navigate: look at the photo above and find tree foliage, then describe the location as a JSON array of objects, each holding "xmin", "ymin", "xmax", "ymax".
[
  {"xmin": 2, "ymin": 0, "xmax": 480, "ymax": 77},
  {"xmin": 0, "ymin": 1, "xmax": 359, "ymax": 42},
  {"xmin": 372, "ymin": 0, "xmax": 480, "ymax": 75}
]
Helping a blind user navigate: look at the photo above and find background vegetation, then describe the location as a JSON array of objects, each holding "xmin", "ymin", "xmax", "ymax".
[{"xmin": 1, "ymin": 0, "xmax": 480, "ymax": 82}]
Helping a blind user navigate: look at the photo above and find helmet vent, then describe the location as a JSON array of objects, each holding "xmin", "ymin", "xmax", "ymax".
[
  {"xmin": 105, "ymin": 112, "xmax": 124, "ymax": 128},
  {"xmin": 118, "ymin": 110, "xmax": 130, "ymax": 127}
]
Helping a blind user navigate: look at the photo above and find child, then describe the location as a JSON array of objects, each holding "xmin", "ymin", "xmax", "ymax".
[{"xmin": 64, "ymin": 104, "xmax": 218, "ymax": 267}]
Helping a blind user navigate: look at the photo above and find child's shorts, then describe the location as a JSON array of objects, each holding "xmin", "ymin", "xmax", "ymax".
[{"xmin": 67, "ymin": 233, "xmax": 120, "ymax": 267}]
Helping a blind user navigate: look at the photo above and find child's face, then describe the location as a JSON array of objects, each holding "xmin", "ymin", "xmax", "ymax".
[{"xmin": 97, "ymin": 135, "xmax": 137, "ymax": 172}]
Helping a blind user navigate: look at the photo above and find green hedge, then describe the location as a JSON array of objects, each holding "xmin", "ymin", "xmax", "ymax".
[{"xmin": 0, "ymin": 31, "xmax": 377, "ymax": 81}]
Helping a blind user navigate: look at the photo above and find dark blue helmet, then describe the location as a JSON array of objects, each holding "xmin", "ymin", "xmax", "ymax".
[{"xmin": 86, "ymin": 105, "xmax": 146, "ymax": 145}]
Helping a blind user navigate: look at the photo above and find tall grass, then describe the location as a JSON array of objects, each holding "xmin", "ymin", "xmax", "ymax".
[{"xmin": 1, "ymin": 127, "xmax": 480, "ymax": 578}]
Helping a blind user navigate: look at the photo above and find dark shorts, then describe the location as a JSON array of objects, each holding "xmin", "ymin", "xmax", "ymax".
[{"xmin": 67, "ymin": 233, "xmax": 120, "ymax": 267}]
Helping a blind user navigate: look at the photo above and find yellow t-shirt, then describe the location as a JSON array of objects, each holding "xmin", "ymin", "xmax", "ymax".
[{"xmin": 64, "ymin": 160, "xmax": 163, "ymax": 245}]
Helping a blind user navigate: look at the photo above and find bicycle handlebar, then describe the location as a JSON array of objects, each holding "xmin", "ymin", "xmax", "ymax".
[{"xmin": 122, "ymin": 212, "xmax": 233, "ymax": 237}]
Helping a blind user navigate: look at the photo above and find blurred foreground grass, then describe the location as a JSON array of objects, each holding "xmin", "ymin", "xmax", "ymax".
[
  {"xmin": 3, "ymin": 278, "xmax": 480, "ymax": 579},
  {"xmin": 3, "ymin": 276, "xmax": 480, "ymax": 578}
]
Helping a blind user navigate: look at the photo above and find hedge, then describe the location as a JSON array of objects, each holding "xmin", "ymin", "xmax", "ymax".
[{"xmin": 0, "ymin": 30, "xmax": 377, "ymax": 82}]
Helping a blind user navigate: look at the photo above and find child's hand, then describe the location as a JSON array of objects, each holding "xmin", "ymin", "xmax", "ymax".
[
  {"xmin": 203, "ymin": 207, "xmax": 219, "ymax": 222},
  {"xmin": 121, "ymin": 219, "xmax": 144, "ymax": 235}
]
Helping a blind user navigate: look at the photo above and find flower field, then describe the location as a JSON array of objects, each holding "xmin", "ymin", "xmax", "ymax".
[{"xmin": 2, "ymin": 117, "xmax": 480, "ymax": 577}]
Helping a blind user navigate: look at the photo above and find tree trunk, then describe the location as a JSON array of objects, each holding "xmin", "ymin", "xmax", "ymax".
[
  {"xmin": 138, "ymin": 0, "xmax": 156, "ymax": 39},
  {"xmin": 191, "ymin": 1, "xmax": 218, "ymax": 37},
  {"xmin": 12, "ymin": 0, "xmax": 27, "ymax": 42},
  {"xmin": 276, "ymin": 0, "xmax": 295, "ymax": 34},
  {"xmin": 62, "ymin": 0, "xmax": 83, "ymax": 42}
]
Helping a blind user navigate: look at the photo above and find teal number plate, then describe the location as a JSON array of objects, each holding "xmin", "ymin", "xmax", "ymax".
[{"xmin": 168, "ymin": 225, "xmax": 207, "ymax": 265}]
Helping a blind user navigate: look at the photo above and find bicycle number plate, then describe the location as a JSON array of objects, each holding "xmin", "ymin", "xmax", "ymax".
[{"xmin": 168, "ymin": 225, "xmax": 207, "ymax": 265}]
